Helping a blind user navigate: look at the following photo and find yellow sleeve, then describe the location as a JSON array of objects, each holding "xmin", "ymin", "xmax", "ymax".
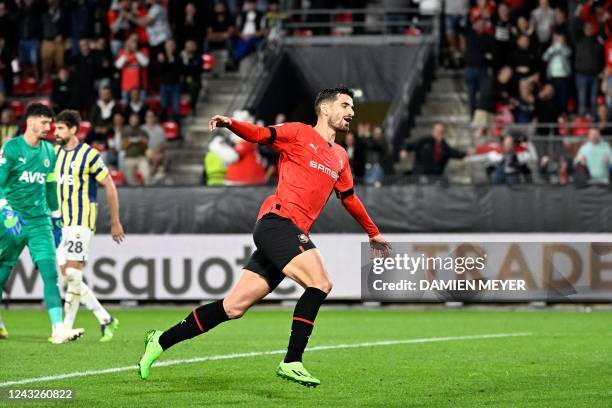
[{"xmin": 88, "ymin": 149, "xmax": 109, "ymax": 183}]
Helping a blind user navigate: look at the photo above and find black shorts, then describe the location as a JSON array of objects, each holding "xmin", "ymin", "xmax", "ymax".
[{"xmin": 244, "ymin": 213, "xmax": 316, "ymax": 290}]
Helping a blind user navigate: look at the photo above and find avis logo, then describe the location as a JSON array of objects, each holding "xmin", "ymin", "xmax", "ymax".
[
  {"xmin": 309, "ymin": 160, "xmax": 338, "ymax": 180},
  {"xmin": 57, "ymin": 174, "xmax": 75, "ymax": 185},
  {"xmin": 18, "ymin": 171, "xmax": 46, "ymax": 184}
]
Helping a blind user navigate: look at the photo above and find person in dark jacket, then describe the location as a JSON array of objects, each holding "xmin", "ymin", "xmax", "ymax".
[
  {"xmin": 400, "ymin": 123, "xmax": 469, "ymax": 177},
  {"xmin": 158, "ymin": 38, "xmax": 183, "ymax": 124},
  {"xmin": 573, "ymin": 21, "xmax": 604, "ymax": 118},
  {"xmin": 464, "ymin": 23, "xmax": 494, "ymax": 116}
]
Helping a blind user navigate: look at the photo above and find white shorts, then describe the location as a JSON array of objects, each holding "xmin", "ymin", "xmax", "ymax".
[{"xmin": 56, "ymin": 226, "xmax": 93, "ymax": 265}]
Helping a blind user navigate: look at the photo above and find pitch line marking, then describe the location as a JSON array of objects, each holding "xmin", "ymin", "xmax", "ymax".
[{"xmin": 0, "ymin": 332, "xmax": 532, "ymax": 387}]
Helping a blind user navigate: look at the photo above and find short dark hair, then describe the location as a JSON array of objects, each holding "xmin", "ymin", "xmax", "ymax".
[
  {"xmin": 314, "ymin": 87, "xmax": 354, "ymax": 115},
  {"xmin": 55, "ymin": 109, "xmax": 81, "ymax": 131},
  {"xmin": 24, "ymin": 103, "xmax": 55, "ymax": 120}
]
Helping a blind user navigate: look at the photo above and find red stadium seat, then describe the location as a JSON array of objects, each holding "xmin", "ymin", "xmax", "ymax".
[
  {"xmin": 571, "ymin": 117, "xmax": 592, "ymax": 136},
  {"xmin": 22, "ymin": 77, "xmax": 38, "ymax": 96},
  {"xmin": 202, "ymin": 53, "xmax": 215, "ymax": 72},
  {"xmin": 39, "ymin": 80, "xmax": 53, "ymax": 96},
  {"xmin": 179, "ymin": 97, "xmax": 191, "ymax": 117},
  {"xmin": 475, "ymin": 142, "xmax": 502, "ymax": 155},
  {"xmin": 78, "ymin": 120, "xmax": 91, "ymax": 140},
  {"xmin": 9, "ymin": 100, "xmax": 25, "ymax": 117},
  {"xmin": 110, "ymin": 169, "xmax": 125, "ymax": 186},
  {"xmin": 146, "ymin": 97, "xmax": 162, "ymax": 114},
  {"xmin": 162, "ymin": 121, "xmax": 180, "ymax": 140}
]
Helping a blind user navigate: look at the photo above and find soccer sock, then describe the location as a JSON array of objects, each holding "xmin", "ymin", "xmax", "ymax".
[
  {"xmin": 158, "ymin": 300, "xmax": 229, "ymax": 350},
  {"xmin": 37, "ymin": 260, "xmax": 63, "ymax": 326},
  {"xmin": 284, "ymin": 287, "xmax": 328, "ymax": 363},
  {"xmin": 63, "ymin": 267, "xmax": 83, "ymax": 329},
  {"xmin": 80, "ymin": 282, "xmax": 111, "ymax": 324}
]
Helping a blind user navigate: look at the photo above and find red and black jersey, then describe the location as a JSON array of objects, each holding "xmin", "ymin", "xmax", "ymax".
[{"xmin": 228, "ymin": 120, "xmax": 379, "ymax": 237}]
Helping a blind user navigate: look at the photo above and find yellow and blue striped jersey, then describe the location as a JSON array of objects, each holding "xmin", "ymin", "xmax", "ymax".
[{"xmin": 55, "ymin": 143, "xmax": 109, "ymax": 230}]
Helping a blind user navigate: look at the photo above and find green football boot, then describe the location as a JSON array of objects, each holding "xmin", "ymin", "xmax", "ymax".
[
  {"xmin": 100, "ymin": 317, "xmax": 119, "ymax": 342},
  {"xmin": 276, "ymin": 361, "xmax": 321, "ymax": 388},
  {"xmin": 138, "ymin": 330, "xmax": 164, "ymax": 380}
]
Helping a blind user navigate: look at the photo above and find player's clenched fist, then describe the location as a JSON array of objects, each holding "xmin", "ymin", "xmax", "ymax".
[{"xmin": 209, "ymin": 115, "xmax": 232, "ymax": 132}]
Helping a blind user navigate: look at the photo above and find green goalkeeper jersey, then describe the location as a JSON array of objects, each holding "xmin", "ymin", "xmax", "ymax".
[{"xmin": 0, "ymin": 135, "xmax": 58, "ymax": 218}]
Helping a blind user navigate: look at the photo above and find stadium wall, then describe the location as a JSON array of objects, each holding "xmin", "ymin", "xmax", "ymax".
[{"xmin": 94, "ymin": 185, "xmax": 612, "ymax": 234}]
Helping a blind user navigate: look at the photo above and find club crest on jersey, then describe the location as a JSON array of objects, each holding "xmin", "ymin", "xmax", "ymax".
[
  {"xmin": 298, "ymin": 233, "xmax": 309, "ymax": 244},
  {"xmin": 70, "ymin": 161, "xmax": 78, "ymax": 169},
  {"xmin": 44, "ymin": 159, "xmax": 50, "ymax": 168}
]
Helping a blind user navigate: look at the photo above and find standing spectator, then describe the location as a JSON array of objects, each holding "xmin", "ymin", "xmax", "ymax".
[
  {"xmin": 158, "ymin": 38, "xmax": 182, "ymax": 123},
  {"xmin": 0, "ymin": 1, "xmax": 18, "ymax": 58},
  {"xmin": 574, "ymin": 22, "xmax": 604, "ymax": 118},
  {"xmin": 17, "ymin": 0, "xmax": 42, "ymax": 79},
  {"xmin": 142, "ymin": 109, "xmax": 166, "ymax": 180},
  {"xmin": 364, "ymin": 125, "xmax": 389, "ymax": 186},
  {"xmin": 464, "ymin": 23, "xmax": 494, "ymax": 116},
  {"xmin": 493, "ymin": 2, "xmax": 513, "ymax": 70},
  {"xmin": 125, "ymin": 88, "xmax": 146, "ymax": 123},
  {"xmin": 70, "ymin": 0, "xmax": 93, "ymax": 57},
  {"xmin": 0, "ymin": 108, "xmax": 17, "ymax": 145},
  {"xmin": 575, "ymin": 127, "xmax": 612, "ymax": 184},
  {"xmin": 344, "ymin": 131, "xmax": 366, "ymax": 179},
  {"xmin": 88, "ymin": 85, "xmax": 119, "ymax": 144},
  {"xmin": 51, "ymin": 67, "xmax": 72, "ymax": 112},
  {"xmin": 530, "ymin": 0, "xmax": 555, "ymax": 49},
  {"xmin": 470, "ymin": 0, "xmax": 495, "ymax": 36},
  {"xmin": 510, "ymin": 35, "xmax": 537, "ymax": 81},
  {"xmin": 206, "ymin": 2, "xmax": 235, "ymax": 73},
  {"xmin": 511, "ymin": 15, "xmax": 534, "ymax": 43},
  {"xmin": 400, "ymin": 123, "xmax": 468, "ymax": 177},
  {"xmin": 515, "ymin": 73, "xmax": 539, "ymax": 124},
  {"xmin": 122, "ymin": 112, "xmax": 151, "ymax": 185},
  {"xmin": 553, "ymin": 8, "xmax": 570, "ymax": 45},
  {"xmin": 107, "ymin": 112, "xmax": 126, "ymax": 169},
  {"xmin": 233, "ymin": 0, "xmax": 267, "ymax": 66},
  {"xmin": 181, "ymin": 39, "xmax": 203, "ymax": 111},
  {"xmin": 176, "ymin": 2, "xmax": 205, "ymax": 51},
  {"xmin": 473, "ymin": 66, "xmax": 515, "ymax": 135},
  {"xmin": 534, "ymin": 83, "xmax": 560, "ymax": 133},
  {"xmin": 444, "ymin": 0, "xmax": 469, "ymax": 68},
  {"xmin": 136, "ymin": 0, "xmax": 172, "ymax": 59},
  {"xmin": 543, "ymin": 32, "xmax": 571, "ymax": 113},
  {"xmin": 91, "ymin": 37, "xmax": 116, "ymax": 90},
  {"xmin": 0, "ymin": 37, "xmax": 13, "ymax": 96},
  {"xmin": 71, "ymin": 38, "xmax": 97, "ymax": 113},
  {"xmin": 41, "ymin": 0, "xmax": 67, "ymax": 80},
  {"xmin": 108, "ymin": 0, "xmax": 136, "ymax": 56},
  {"xmin": 115, "ymin": 33, "xmax": 149, "ymax": 103},
  {"xmin": 492, "ymin": 136, "xmax": 525, "ymax": 185}
]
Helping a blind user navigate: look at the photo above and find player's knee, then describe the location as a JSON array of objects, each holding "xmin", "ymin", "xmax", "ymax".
[
  {"xmin": 312, "ymin": 279, "xmax": 333, "ymax": 294},
  {"xmin": 223, "ymin": 299, "xmax": 248, "ymax": 320}
]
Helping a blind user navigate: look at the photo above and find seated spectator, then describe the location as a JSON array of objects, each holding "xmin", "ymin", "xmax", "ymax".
[
  {"xmin": 158, "ymin": 38, "xmax": 182, "ymax": 123},
  {"xmin": 400, "ymin": 123, "xmax": 469, "ymax": 178},
  {"xmin": 122, "ymin": 112, "xmax": 151, "ymax": 185},
  {"xmin": 515, "ymin": 73, "xmax": 539, "ymax": 123},
  {"xmin": 115, "ymin": 33, "xmax": 149, "ymax": 103},
  {"xmin": 181, "ymin": 39, "xmax": 203, "ymax": 111},
  {"xmin": 88, "ymin": 85, "xmax": 119, "ymax": 144},
  {"xmin": 51, "ymin": 67, "xmax": 72, "ymax": 113},
  {"xmin": 542, "ymin": 32, "xmax": 571, "ymax": 113},
  {"xmin": 125, "ymin": 88, "xmax": 146, "ymax": 123},
  {"xmin": 574, "ymin": 22, "xmax": 604, "ymax": 118},
  {"xmin": 0, "ymin": 108, "xmax": 18, "ymax": 145},
  {"xmin": 595, "ymin": 103, "xmax": 612, "ymax": 136},
  {"xmin": 492, "ymin": 136, "xmax": 529, "ymax": 185},
  {"xmin": 141, "ymin": 109, "xmax": 166, "ymax": 180},
  {"xmin": 41, "ymin": 0, "xmax": 67, "ymax": 81},
  {"xmin": 574, "ymin": 127, "xmax": 612, "ymax": 184},
  {"xmin": 233, "ymin": 0, "xmax": 267, "ymax": 65},
  {"xmin": 107, "ymin": 112, "xmax": 126, "ymax": 169}
]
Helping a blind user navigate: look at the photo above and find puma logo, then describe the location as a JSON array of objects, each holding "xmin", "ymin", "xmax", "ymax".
[{"xmin": 309, "ymin": 143, "xmax": 319, "ymax": 153}]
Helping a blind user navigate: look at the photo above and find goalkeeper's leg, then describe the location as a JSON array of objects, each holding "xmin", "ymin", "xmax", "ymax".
[
  {"xmin": 0, "ymin": 264, "xmax": 11, "ymax": 339},
  {"xmin": 138, "ymin": 270, "xmax": 270, "ymax": 379}
]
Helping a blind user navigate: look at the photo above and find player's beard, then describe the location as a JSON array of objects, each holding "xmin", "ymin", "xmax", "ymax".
[{"xmin": 329, "ymin": 115, "xmax": 350, "ymax": 133}]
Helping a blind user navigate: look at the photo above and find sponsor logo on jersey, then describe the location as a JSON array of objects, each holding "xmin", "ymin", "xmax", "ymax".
[
  {"xmin": 309, "ymin": 160, "xmax": 338, "ymax": 180},
  {"xmin": 18, "ymin": 171, "xmax": 46, "ymax": 184},
  {"xmin": 57, "ymin": 174, "xmax": 75, "ymax": 185}
]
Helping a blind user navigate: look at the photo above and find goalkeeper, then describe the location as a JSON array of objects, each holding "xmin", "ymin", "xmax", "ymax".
[{"xmin": 0, "ymin": 103, "xmax": 84, "ymax": 344}]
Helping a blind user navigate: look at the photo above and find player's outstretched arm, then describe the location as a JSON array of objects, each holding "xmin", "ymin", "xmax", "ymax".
[
  {"xmin": 209, "ymin": 115, "xmax": 273, "ymax": 144},
  {"xmin": 339, "ymin": 191, "xmax": 391, "ymax": 258},
  {"xmin": 101, "ymin": 174, "xmax": 125, "ymax": 243}
]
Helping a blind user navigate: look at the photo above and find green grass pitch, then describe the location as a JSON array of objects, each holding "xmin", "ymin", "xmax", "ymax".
[{"xmin": 0, "ymin": 307, "xmax": 611, "ymax": 407}]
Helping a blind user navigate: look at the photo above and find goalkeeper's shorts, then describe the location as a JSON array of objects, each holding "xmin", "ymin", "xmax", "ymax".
[
  {"xmin": 0, "ymin": 216, "xmax": 55, "ymax": 267},
  {"xmin": 245, "ymin": 213, "xmax": 316, "ymax": 290}
]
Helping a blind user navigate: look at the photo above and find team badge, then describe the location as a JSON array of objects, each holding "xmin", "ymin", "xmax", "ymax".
[
  {"xmin": 76, "ymin": 233, "xmax": 81, "ymax": 240},
  {"xmin": 71, "ymin": 161, "xmax": 78, "ymax": 169},
  {"xmin": 298, "ymin": 233, "xmax": 309, "ymax": 244},
  {"xmin": 44, "ymin": 159, "xmax": 50, "ymax": 168}
]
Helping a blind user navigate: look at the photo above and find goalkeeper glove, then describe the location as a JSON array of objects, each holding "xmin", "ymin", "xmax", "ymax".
[
  {"xmin": 51, "ymin": 211, "xmax": 63, "ymax": 248},
  {"xmin": 0, "ymin": 199, "xmax": 23, "ymax": 236}
]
